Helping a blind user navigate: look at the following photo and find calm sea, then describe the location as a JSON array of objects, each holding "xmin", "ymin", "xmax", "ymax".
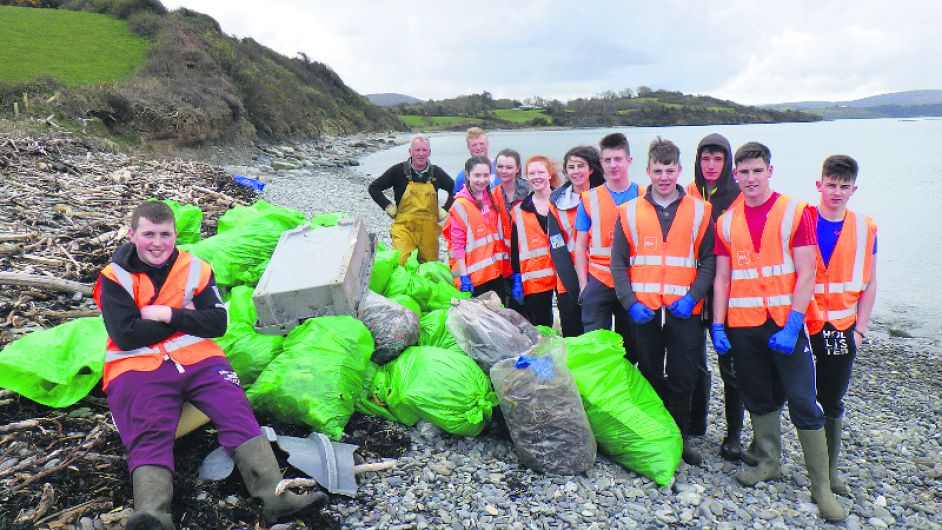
[{"xmin": 358, "ymin": 118, "xmax": 942, "ymax": 339}]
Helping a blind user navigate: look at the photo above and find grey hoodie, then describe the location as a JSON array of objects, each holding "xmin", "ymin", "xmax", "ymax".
[{"xmin": 692, "ymin": 133, "xmax": 740, "ymax": 222}]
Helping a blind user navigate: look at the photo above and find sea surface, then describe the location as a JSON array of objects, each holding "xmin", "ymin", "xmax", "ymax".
[{"xmin": 358, "ymin": 118, "xmax": 942, "ymax": 339}]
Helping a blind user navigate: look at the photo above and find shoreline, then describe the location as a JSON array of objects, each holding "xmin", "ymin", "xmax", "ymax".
[{"xmin": 1, "ymin": 129, "xmax": 940, "ymax": 529}]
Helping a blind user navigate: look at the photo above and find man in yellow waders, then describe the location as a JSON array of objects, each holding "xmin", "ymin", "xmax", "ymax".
[{"xmin": 368, "ymin": 135, "xmax": 456, "ymax": 264}]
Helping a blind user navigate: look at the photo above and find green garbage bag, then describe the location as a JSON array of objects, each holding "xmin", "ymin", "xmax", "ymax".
[
  {"xmin": 310, "ymin": 212, "xmax": 345, "ymax": 227},
  {"xmin": 417, "ymin": 261, "xmax": 453, "ymax": 286},
  {"xmin": 354, "ymin": 361, "xmax": 397, "ymax": 422},
  {"xmin": 216, "ymin": 322, "xmax": 282, "ymax": 386},
  {"xmin": 565, "ymin": 330, "xmax": 681, "ymax": 486},
  {"xmin": 152, "ymin": 199, "xmax": 202, "ymax": 245},
  {"xmin": 0, "ymin": 317, "xmax": 106, "ymax": 407},
  {"xmin": 216, "ymin": 200, "xmax": 307, "ymax": 234},
  {"xmin": 376, "ymin": 346, "xmax": 497, "ymax": 436},
  {"xmin": 369, "ymin": 249, "xmax": 400, "ymax": 294},
  {"xmin": 226, "ymin": 285, "xmax": 257, "ymax": 325},
  {"xmin": 246, "ymin": 316, "xmax": 372, "ymax": 440},
  {"xmin": 383, "ymin": 267, "xmax": 432, "ymax": 310},
  {"xmin": 180, "ymin": 202, "xmax": 307, "ymax": 286},
  {"xmin": 536, "ymin": 325, "xmax": 560, "ymax": 337},
  {"xmin": 388, "ymin": 294, "xmax": 421, "ymax": 317},
  {"xmin": 418, "ymin": 309, "xmax": 461, "ymax": 353},
  {"xmin": 425, "ymin": 280, "xmax": 470, "ymax": 311}
]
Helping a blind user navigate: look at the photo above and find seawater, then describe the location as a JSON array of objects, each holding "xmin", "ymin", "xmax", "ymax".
[{"xmin": 358, "ymin": 118, "xmax": 942, "ymax": 339}]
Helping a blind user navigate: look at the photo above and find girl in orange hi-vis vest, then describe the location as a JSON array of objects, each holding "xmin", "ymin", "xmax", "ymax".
[
  {"xmin": 548, "ymin": 146, "xmax": 606, "ymax": 337},
  {"xmin": 712, "ymin": 142, "xmax": 847, "ymax": 523},
  {"xmin": 442, "ymin": 156, "xmax": 508, "ymax": 299},
  {"xmin": 806, "ymin": 155, "xmax": 877, "ymax": 499},
  {"xmin": 509, "ymin": 155, "xmax": 563, "ymax": 326},
  {"xmin": 492, "ymin": 148, "xmax": 530, "ymax": 311},
  {"xmin": 95, "ymin": 202, "xmax": 323, "ymax": 528}
]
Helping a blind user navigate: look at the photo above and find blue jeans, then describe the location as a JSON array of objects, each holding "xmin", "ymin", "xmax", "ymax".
[{"xmin": 728, "ymin": 319, "xmax": 824, "ymax": 430}]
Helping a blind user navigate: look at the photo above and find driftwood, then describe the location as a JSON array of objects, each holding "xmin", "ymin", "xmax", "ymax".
[
  {"xmin": 0, "ymin": 272, "xmax": 93, "ymax": 295},
  {"xmin": 273, "ymin": 459, "xmax": 399, "ymax": 495}
]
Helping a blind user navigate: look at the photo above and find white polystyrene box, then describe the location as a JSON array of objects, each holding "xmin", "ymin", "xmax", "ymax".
[{"xmin": 252, "ymin": 218, "xmax": 375, "ymax": 335}]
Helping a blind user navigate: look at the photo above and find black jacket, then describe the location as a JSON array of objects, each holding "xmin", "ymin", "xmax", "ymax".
[
  {"xmin": 692, "ymin": 133, "xmax": 741, "ymax": 222},
  {"xmin": 368, "ymin": 159, "xmax": 455, "ymax": 211},
  {"xmin": 98, "ymin": 244, "xmax": 227, "ymax": 351}
]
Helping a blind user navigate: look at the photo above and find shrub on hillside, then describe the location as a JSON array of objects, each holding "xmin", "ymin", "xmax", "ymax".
[
  {"xmin": 61, "ymin": 0, "xmax": 166, "ymax": 19},
  {"xmin": 127, "ymin": 9, "xmax": 162, "ymax": 38}
]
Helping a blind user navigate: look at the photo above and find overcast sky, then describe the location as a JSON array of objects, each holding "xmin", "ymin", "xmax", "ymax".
[{"xmin": 161, "ymin": 0, "xmax": 940, "ymax": 105}]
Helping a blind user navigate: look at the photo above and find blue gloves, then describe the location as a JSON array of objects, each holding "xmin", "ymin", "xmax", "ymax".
[
  {"xmin": 511, "ymin": 273, "xmax": 525, "ymax": 305},
  {"xmin": 711, "ymin": 323, "xmax": 731, "ymax": 354},
  {"xmin": 459, "ymin": 275, "xmax": 474, "ymax": 293},
  {"xmin": 629, "ymin": 302, "xmax": 656, "ymax": 324},
  {"xmin": 768, "ymin": 310, "xmax": 805, "ymax": 354},
  {"xmin": 667, "ymin": 294, "xmax": 696, "ymax": 319}
]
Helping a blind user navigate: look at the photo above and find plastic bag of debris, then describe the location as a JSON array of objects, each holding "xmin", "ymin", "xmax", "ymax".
[
  {"xmin": 490, "ymin": 337, "xmax": 596, "ymax": 475},
  {"xmin": 357, "ymin": 291, "xmax": 419, "ymax": 364},
  {"xmin": 446, "ymin": 295, "xmax": 539, "ymax": 372}
]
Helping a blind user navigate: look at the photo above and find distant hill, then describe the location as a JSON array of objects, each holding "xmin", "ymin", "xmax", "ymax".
[
  {"xmin": 396, "ymin": 89, "xmax": 821, "ymax": 131},
  {"xmin": 366, "ymin": 93, "xmax": 423, "ymax": 107},
  {"xmin": 0, "ymin": 1, "xmax": 403, "ymax": 146},
  {"xmin": 764, "ymin": 89, "xmax": 942, "ymax": 119}
]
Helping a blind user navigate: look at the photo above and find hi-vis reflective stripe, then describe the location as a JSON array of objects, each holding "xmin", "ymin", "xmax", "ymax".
[
  {"xmin": 632, "ymin": 283, "xmax": 689, "ymax": 296},
  {"xmin": 815, "ymin": 281, "xmax": 867, "ymax": 294},
  {"xmin": 628, "ymin": 255, "xmax": 698, "ymax": 267},
  {"xmin": 557, "ymin": 209, "xmax": 576, "ymax": 251},
  {"xmin": 111, "ymin": 263, "xmax": 135, "ymax": 298},
  {"xmin": 466, "ymin": 255, "xmax": 502, "ymax": 274},
  {"xmin": 624, "ymin": 197, "xmax": 704, "ymax": 264},
  {"xmin": 522, "ymin": 269, "xmax": 554, "ymax": 282},
  {"xmin": 851, "ymin": 212, "xmax": 868, "ymax": 293},
  {"xmin": 587, "ymin": 189, "xmax": 609, "ymax": 256},
  {"xmin": 828, "ymin": 306, "xmax": 858, "ymax": 320},
  {"xmin": 729, "ymin": 293, "xmax": 792, "ymax": 309},
  {"xmin": 513, "ymin": 208, "xmax": 551, "ymax": 260},
  {"xmin": 589, "ymin": 262, "xmax": 611, "ymax": 274},
  {"xmin": 452, "ymin": 202, "xmax": 499, "ymax": 251},
  {"xmin": 110, "ymin": 256, "xmax": 206, "ymax": 303},
  {"xmin": 105, "ymin": 333, "xmax": 205, "ymax": 362}
]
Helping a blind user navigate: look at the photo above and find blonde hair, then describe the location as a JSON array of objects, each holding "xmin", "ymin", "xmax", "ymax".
[{"xmin": 466, "ymin": 127, "xmax": 487, "ymax": 142}]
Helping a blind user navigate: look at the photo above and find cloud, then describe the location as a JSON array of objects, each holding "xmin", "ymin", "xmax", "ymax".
[{"xmin": 161, "ymin": 0, "xmax": 942, "ymax": 105}]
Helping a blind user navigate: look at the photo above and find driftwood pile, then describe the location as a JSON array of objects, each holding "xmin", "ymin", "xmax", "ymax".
[{"xmin": 0, "ymin": 131, "xmax": 257, "ymax": 348}]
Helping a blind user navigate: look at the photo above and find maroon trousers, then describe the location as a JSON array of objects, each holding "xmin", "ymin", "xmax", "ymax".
[{"xmin": 106, "ymin": 357, "xmax": 261, "ymax": 473}]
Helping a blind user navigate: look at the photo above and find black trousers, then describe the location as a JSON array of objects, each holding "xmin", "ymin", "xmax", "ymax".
[
  {"xmin": 556, "ymin": 289, "xmax": 584, "ymax": 337},
  {"xmin": 474, "ymin": 277, "xmax": 506, "ymax": 300},
  {"xmin": 809, "ymin": 322, "xmax": 858, "ymax": 418},
  {"xmin": 631, "ymin": 308, "xmax": 706, "ymax": 401},
  {"xmin": 522, "ymin": 290, "xmax": 554, "ymax": 327},
  {"xmin": 579, "ymin": 275, "xmax": 634, "ymax": 363}
]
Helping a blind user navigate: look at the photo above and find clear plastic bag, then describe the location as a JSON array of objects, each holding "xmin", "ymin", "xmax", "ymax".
[
  {"xmin": 490, "ymin": 337, "xmax": 596, "ymax": 475},
  {"xmin": 446, "ymin": 296, "xmax": 538, "ymax": 372},
  {"xmin": 358, "ymin": 291, "xmax": 419, "ymax": 364}
]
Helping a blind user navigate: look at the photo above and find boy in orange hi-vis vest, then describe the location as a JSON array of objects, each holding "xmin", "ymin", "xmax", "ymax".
[
  {"xmin": 711, "ymin": 143, "xmax": 847, "ymax": 522},
  {"xmin": 611, "ymin": 137, "xmax": 715, "ymax": 466},
  {"xmin": 94, "ymin": 202, "xmax": 323, "ymax": 529},
  {"xmin": 807, "ymin": 155, "xmax": 877, "ymax": 498}
]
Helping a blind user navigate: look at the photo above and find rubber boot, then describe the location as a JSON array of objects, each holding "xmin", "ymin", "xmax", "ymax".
[
  {"xmin": 234, "ymin": 435, "xmax": 327, "ymax": 524},
  {"xmin": 798, "ymin": 428, "xmax": 848, "ymax": 522},
  {"xmin": 668, "ymin": 392, "xmax": 702, "ymax": 466},
  {"xmin": 740, "ymin": 437, "xmax": 760, "ymax": 466},
  {"xmin": 735, "ymin": 411, "xmax": 782, "ymax": 486},
  {"xmin": 825, "ymin": 416, "xmax": 849, "ymax": 495},
  {"xmin": 720, "ymin": 384, "xmax": 744, "ymax": 460},
  {"xmin": 126, "ymin": 465, "xmax": 175, "ymax": 530},
  {"xmin": 688, "ymin": 369, "xmax": 710, "ymax": 437}
]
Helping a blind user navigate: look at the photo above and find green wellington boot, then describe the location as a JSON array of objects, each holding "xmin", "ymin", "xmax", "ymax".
[
  {"xmin": 126, "ymin": 465, "xmax": 176, "ymax": 530},
  {"xmin": 798, "ymin": 428, "xmax": 848, "ymax": 522},
  {"xmin": 735, "ymin": 411, "xmax": 782, "ymax": 486},
  {"xmin": 825, "ymin": 416, "xmax": 850, "ymax": 495},
  {"xmin": 234, "ymin": 434, "xmax": 328, "ymax": 524}
]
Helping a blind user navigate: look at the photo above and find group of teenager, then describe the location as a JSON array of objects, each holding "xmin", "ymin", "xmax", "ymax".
[{"xmin": 371, "ymin": 127, "xmax": 876, "ymax": 522}]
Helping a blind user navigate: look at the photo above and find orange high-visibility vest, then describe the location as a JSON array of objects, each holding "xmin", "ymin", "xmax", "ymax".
[
  {"xmin": 807, "ymin": 208, "xmax": 877, "ymax": 335},
  {"xmin": 92, "ymin": 250, "xmax": 225, "ymax": 391},
  {"xmin": 512, "ymin": 204, "xmax": 556, "ymax": 295},
  {"xmin": 717, "ymin": 194, "xmax": 818, "ymax": 328},
  {"xmin": 443, "ymin": 197, "xmax": 507, "ymax": 287},
  {"xmin": 618, "ymin": 195, "xmax": 712, "ymax": 313},
  {"xmin": 581, "ymin": 186, "xmax": 619, "ymax": 287},
  {"xmin": 549, "ymin": 202, "xmax": 578, "ymax": 294}
]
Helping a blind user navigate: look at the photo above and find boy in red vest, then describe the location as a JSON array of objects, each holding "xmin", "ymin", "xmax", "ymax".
[
  {"xmin": 611, "ymin": 137, "xmax": 715, "ymax": 465},
  {"xmin": 711, "ymin": 142, "xmax": 846, "ymax": 522},
  {"xmin": 94, "ymin": 202, "xmax": 323, "ymax": 529},
  {"xmin": 807, "ymin": 155, "xmax": 877, "ymax": 496}
]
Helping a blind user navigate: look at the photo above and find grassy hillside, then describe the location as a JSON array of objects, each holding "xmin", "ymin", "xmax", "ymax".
[
  {"xmin": 0, "ymin": 6, "xmax": 149, "ymax": 85},
  {"xmin": 0, "ymin": 1, "xmax": 404, "ymax": 146}
]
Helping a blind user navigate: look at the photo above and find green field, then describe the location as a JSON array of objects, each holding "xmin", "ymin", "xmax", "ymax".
[
  {"xmin": 0, "ymin": 6, "xmax": 149, "ymax": 86},
  {"xmin": 398, "ymin": 114, "xmax": 484, "ymax": 128},
  {"xmin": 492, "ymin": 108, "xmax": 553, "ymax": 124}
]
